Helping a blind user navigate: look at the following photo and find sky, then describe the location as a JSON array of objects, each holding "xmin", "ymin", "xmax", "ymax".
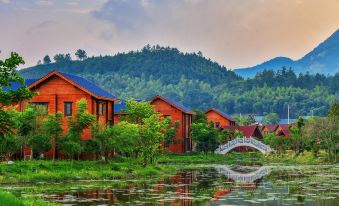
[{"xmin": 0, "ymin": 0, "xmax": 338, "ymax": 69}]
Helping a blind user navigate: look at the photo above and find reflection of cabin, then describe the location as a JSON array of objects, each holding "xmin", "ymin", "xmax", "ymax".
[
  {"xmin": 222, "ymin": 125, "xmax": 263, "ymax": 139},
  {"xmin": 10, "ymin": 71, "xmax": 117, "ymax": 158},
  {"xmin": 150, "ymin": 95, "xmax": 193, "ymax": 153},
  {"xmin": 205, "ymin": 108, "xmax": 236, "ymax": 128}
]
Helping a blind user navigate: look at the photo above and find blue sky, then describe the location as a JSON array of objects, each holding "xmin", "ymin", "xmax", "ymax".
[{"xmin": 0, "ymin": 0, "xmax": 338, "ymax": 69}]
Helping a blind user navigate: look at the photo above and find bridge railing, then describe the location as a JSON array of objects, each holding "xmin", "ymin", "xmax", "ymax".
[{"xmin": 215, "ymin": 136, "xmax": 273, "ymax": 154}]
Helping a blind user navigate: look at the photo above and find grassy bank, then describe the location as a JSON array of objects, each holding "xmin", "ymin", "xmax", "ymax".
[
  {"xmin": 0, "ymin": 159, "xmax": 181, "ymax": 184},
  {"xmin": 0, "ymin": 190, "xmax": 55, "ymax": 206},
  {"xmin": 0, "ymin": 151, "xmax": 329, "ymax": 184},
  {"xmin": 159, "ymin": 151, "xmax": 330, "ymax": 165}
]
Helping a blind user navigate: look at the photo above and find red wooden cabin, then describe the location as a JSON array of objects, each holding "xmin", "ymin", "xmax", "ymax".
[
  {"xmin": 150, "ymin": 95, "xmax": 193, "ymax": 153},
  {"xmin": 222, "ymin": 125, "xmax": 263, "ymax": 139},
  {"xmin": 261, "ymin": 124, "xmax": 279, "ymax": 135},
  {"xmin": 11, "ymin": 71, "xmax": 117, "ymax": 158},
  {"xmin": 205, "ymin": 108, "xmax": 236, "ymax": 128},
  {"xmin": 276, "ymin": 124, "xmax": 291, "ymax": 137}
]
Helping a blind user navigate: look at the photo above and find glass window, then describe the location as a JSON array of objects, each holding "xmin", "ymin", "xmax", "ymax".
[
  {"xmin": 99, "ymin": 103, "xmax": 105, "ymax": 116},
  {"xmin": 216, "ymin": 122, "xmax": 220, "ymax": 128},
  {"xmin": 64, "ymin": 102, "xmax": 72, "ymax": 116}
]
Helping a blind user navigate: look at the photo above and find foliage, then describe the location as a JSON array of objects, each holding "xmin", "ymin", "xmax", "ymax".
[
  {"xmin": 20, "ymin": 46, "xmax": 339, "ymax": 118},
  {"xmin": 263, "ymin": 133, "xmax": 290, "ymax": 155},
  {"xmin": 246, "ymin": 114, "xmax": 256, "ymax": 125},
  {"xmin": 53, "ymin": 53, "xmax": 71, "ymax": 63},
  {"xmin": 43, "ymin": 55, "xmax": 51, "ymax": 64},
  {"xmin": 0, "ymin": 134, "xmax": 20, "ymax": 161},
  {"xmin": 124, "ymin": 99, "xmax": 155, "ymax": 123},
  {"xmin": 61, "ymin": 99, "xmax": 95, "ymax": 159},
  {"xmin": 191, "ymin": 122, "xmax": 219, "ymax": 153},
  {"xmin": 192, "ymin": 109, "xmax": 207, "ymax": 123},
  {"xmin": 234, "ymin": 115, "xmax": 249, "ymax": 126},
  {"xmin": 75, "ymin": 49, "xmax": 87, "ymax": 60},
  {"xmin": 108, "ymin": 121, "xmax": 140, "ymax": 157},
  {"xmin": 0, "ymin": 52, "xmax": 35, "ymax": 138},
  {"xmin": 163, "ymin": 118, "xmax": 179, "ymax": 146},
  {"xmin": 262, "ymin": 113, "xmax": 280, "ymax": 124},
  {"xmin": 42, "ymin": 112, "xmax": 63, "ymax": 160}
]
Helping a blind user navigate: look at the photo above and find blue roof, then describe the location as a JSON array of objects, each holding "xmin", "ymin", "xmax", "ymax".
[
  {"xmin": 114, "ymin": 99, "xmax": 143, "ymax": 113},
  {"xmin": 157, "ymin": 96, "xmax": 193, "ymax": 114},
  {"xmin": 211, "ymin": 108, "xmax": 236, "ymax": 122},
  {"xmin": 59, "ymin": 72, "xmax": 116, "ymax": 100},
  {"xmin": 2, "ymin": 79, "xmax": 37, "ymax": 91},
  {"xmin": 114, "ymin": 100, "xmax": 127, "ymax": 113}
]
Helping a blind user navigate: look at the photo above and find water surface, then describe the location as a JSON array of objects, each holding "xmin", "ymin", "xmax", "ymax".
[{"xmin": 3, "ymin": 164, "xmax": 338, "ymax": 205}]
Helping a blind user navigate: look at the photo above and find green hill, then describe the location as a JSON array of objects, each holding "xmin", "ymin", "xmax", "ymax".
[{"xmin": 19, "ymin": 45, "xmax": 338, "ymax": 118}]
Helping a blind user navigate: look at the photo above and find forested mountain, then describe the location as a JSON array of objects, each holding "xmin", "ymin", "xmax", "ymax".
[
  {"xmin": 19, "ymin": 45, "xmax": 339, "ymax": 118},
  {"xmin": 235, "ymin": 29, "xmax": 339, "ymax": 78}
]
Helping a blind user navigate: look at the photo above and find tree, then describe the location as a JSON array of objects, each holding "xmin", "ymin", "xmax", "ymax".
[
  {"xmin": 163, "ymin": 117, "xmax": 179, "ymax": 147},
  {"xmin": 124, "ymin": 99, "xmax": 156, "ymax": 124},
  {"xmin": 0, "ymin": 134, "xmax": 20, "ymax": 161},
  {"xmin": 262, "ymin": 113, "xmax": 280, "ymax": 124},
  {"xmin": 192, "ymin": 109, "xmax": 207, "ymax": 123},
  {"xmin": 29, "ymin": 133, "xmax": 51, "ymax": 158},
  {"xmin": 191, "ymin": 122, "xmax": 219, "ymax": 153},
  {"xmin": 138, "ymin": 113, "xmax": 168, "ymax": 165},
  {"xmin": 0, "ymin": 52, "xmax": 35, "ymax": 138},
  {"xmin": 328, "ymin": 102, "xmax": 339, "ymax": 120},
  {"xmin": 263, "ymin": 133, "xmax": 290, "ymax": 156},
  {"xmin": 36, "ymin": 60, "xmax": 42, "ymax": 65},
  {"xmin": 42, "ymin": 112, "xmax": 63, "ymax": 160},
  {"xmin": 61, "ymin": 99, "xmax": 95, "ymax": 159},
  {"xmin": 53, "ymin": 53, "xmax": 72, "ymax": 63},
  {"xmin": 108, "ymin": 121, "xmax": 140, "ymax": 158},
  {"xmin": 246, "ymin": 114, "xmax": 256, "ymax": 125},
  {"xmin": 75, "ymin": 49, "xmax": 87, "ymax": 60},
  {"xmin": 234, "ymin": 115, "xmax": 249, "ymax": 126},
  {"xmin": 43, "ymin": 55, "xmax": 51, "ymax": 64}
]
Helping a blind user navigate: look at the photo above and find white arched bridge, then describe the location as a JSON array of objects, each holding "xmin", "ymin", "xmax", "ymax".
[
  {"xmin": 215, "ymin": 137, "xmax": 273, "ymax": 154},
  {"xmin": 215, "ymin": 165, "xmax": 272, "ymax": 183}
]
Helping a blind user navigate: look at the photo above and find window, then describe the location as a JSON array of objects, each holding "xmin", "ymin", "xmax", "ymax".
[
  {"xmin": 215, "ymin": 122, "xmax": 220, "ymax": 128},
  {"xmin": 64, "ymin": 102, "xmax": 72, "ymax": 116},
  {"xmin": 99, "ymin": 102, "xmax": 105, "ymax": 115},
  {"xmin": 30, "ymin": 102, "xmax": 48, "ymax": 114}
]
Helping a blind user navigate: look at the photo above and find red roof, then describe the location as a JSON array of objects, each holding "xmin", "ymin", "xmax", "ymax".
[
  {"xmin": 263, "ymin": 124, "xmax": 279, "ymax": 132},
  {"xmin": 278, "ymin": 124, "xmax": 290, "ymax": 136},
  {"xmin": 222, "ymin": 125, "xmax": 262, "ymax": 137}
]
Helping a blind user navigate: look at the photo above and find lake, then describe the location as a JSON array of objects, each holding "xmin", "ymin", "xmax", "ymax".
[{"xmin": 2, "ymin": 164, "xmax": 338, "ymax": 205}]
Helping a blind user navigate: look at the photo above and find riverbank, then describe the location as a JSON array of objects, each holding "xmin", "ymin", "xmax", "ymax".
[
  {"xmin": 0, "ymin": 151, "xmax": 334, "ymax": 205},
  {"xmin": 0, "ymin": 151, "xmax": 330, "ymax": 184}
]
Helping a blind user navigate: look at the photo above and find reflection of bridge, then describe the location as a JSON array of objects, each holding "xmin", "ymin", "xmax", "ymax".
[
  {"xmin": 216, "ymin": 165, "xmax": 271, "ymax": 183},
  {"xmin": 215, "ymin": 137, "xmax": 273, "ymax": 154}
]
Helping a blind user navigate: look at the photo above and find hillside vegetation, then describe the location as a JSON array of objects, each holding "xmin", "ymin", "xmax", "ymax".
[{"xmin": 20, "ymin": 45, "xmax": 339, "ymax": 118}]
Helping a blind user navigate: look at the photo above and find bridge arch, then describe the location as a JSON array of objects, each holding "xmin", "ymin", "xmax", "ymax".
[{"xmin": 215, "ymin": 137, "xmax": 273, "ymax": 155}]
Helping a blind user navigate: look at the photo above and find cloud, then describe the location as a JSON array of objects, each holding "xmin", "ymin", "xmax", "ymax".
[{"xmin": 26, "ymin": 20, "xmax": 54, "ymax": 35}]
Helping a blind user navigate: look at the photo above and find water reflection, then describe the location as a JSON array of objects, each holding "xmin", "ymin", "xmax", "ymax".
[
  {"xmin": 215, "ymin": 165, "xmax": 271, "ymax": 183},
  {"xmin": 4, "ymin": 165, "xmax": 338, "ymax": 206}
]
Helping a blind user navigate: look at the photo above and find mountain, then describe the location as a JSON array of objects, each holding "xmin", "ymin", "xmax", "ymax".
[
  {"xmin": 18, "ymin": 45, "xmax": 338, "ymax": 118},
  {"xmin": 20, "ymin": 46, "xmax": 240, "ymax": 85},
  {"xmin": 235, "ymin": 29, "xmax": 339, "ymax": 78}
]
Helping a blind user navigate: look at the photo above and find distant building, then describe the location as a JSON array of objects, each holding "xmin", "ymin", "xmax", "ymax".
[
  {"xmin": 150, "ymin": 95, "xmax": 193, "ymax": 153},
  {"xmin": 222, "ymin": 125, "xmax": 263, "ymax": 139},
  {"xmin": 261, "ymin": 124, "xmax": 279, "ymax": 135},
  {"xmin": 205, "ymin": 108, "xmax": 236, "ymax": 128}
]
